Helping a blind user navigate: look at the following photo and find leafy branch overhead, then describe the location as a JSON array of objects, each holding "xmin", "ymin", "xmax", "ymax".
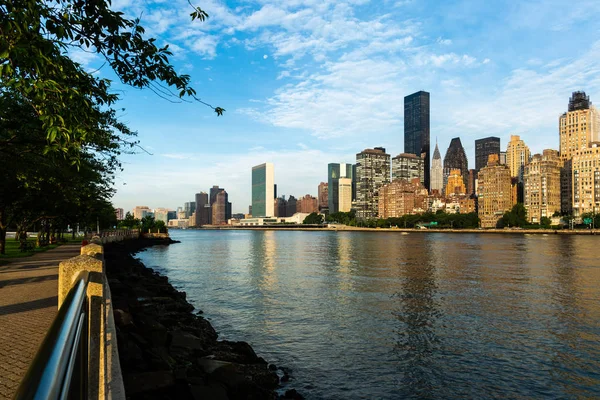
[{"xmin": 0, "ymin": 0, "xmax": 224, "ymax": 154}]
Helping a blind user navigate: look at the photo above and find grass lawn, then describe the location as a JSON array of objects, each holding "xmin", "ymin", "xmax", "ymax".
[{"xmin": 0, "ymin": 236, "xmax": 84, "ymax": 260}]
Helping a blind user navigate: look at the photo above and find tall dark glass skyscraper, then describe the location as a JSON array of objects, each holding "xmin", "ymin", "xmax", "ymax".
[
  {"xmin": 404, "ymin": 91, "xmax": 430, "ymax": 190},
  {"xmin": 475, "ymin": 137, "xmax": 501, "ymax": 172}
]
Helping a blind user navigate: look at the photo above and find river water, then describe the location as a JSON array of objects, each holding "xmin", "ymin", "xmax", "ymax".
[{"xmin": 136, "ymin": 230, "xmax": 600, "ymax": 399}]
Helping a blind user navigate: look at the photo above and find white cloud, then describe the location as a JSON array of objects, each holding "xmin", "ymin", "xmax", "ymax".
[
  {"xmin": 263, "ymin": 54, "xmax": 268, "ymax": 59},
  {"xmin": 437, "ymin": 37, "xmax": 452, "ymax": 45}
]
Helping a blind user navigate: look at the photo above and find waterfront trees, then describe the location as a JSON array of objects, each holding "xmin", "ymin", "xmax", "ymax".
[{"xmin": 303, "ymin": 213, "xmax": 324, "ymax": 225}]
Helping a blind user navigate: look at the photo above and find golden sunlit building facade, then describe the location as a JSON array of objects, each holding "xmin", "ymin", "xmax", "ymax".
[
  {"xmin": 506, "ymin": 135, "xmax": 531, "ymax": 180},
  {"xmin": 378, "ymin": 179, "xmax": 428, "ymax": 218},
  {"xmin": 444, "ymin": 169, "xmax": 466, "ymax": 197},
  {"xmin": 477, "ymin": 154, "xmax": 515, "ymax": 228},
  {"xmin": 571, "ymin": 143, "xmax": 600, "ymax": 217},
  {"xmin": 524, "ymin": 150, "xmax": 562, "ymax": 223}
]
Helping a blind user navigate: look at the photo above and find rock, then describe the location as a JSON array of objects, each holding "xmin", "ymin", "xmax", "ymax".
[
  {"xmin": 190, "ymin": 383, "xmax": 229, "ymax": 400},
  {"xmin": 147, "ymin": 346, "xmax": 176, "ymax": 369},
  {"xmin": 282, "ymin": 389, "xmax": 305, "ymax": 400},
  {"xmin": 198, "ymin": 358, "xmax": 234, "ymax": 374},
  {"xmin": 169, "ymin": 330, "xmax": 206, "ymax": 351},
  {"xmin": 136, "ymin": 315, "xmax": 168, "ymax": 347},
  {"xmin": 281, "ymin": 373, "xmax": 290, "ymax": 383},
  {"xmin": 113, "ymin": 309, "xmax": 133, "ymax": 327},
  {"xmin": 268, "ymin": 364, "xmax": 277, "ymax": 371},
  {"xmin": 124, "ymin": 371, "xmax": 175, "ymax": 395}
]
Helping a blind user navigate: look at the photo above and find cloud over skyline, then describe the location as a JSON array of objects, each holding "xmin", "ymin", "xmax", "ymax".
[{"xmin": 107, "ymin": 0, "xmax": 600, "ymax": 213}]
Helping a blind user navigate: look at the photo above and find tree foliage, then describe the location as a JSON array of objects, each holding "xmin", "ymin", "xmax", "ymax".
[
  {"xmin": 499, "ymin": 203, "xmax": 528, "ymax": 228},
  {"xmin": 303, "ymin": 212, "xmax": 324, "ymax": 225}
]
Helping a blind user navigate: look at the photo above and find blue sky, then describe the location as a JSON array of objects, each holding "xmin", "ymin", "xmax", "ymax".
[{"xmin": 72, "ymin": 0, "xmax": 600, "ymax": 214}]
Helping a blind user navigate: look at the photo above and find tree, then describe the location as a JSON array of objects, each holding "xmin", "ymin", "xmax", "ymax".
[
  {"xmin": 118, "ymin": 212, "xmax": 140, "ymax": 229},
  {"xmin": 540, "ymin": 217, "xmax": 552, "ymax": 228},
  {"xmin": 500, "ymin": 203, "xmax": 528, "ymax": 228},
  {"xmin": 303, "ymin": 213, "xmax": 324, "ymax": 225},
  {"xmin": 1, "ymin": 0, "xmax": 223, "ymax": 158}
]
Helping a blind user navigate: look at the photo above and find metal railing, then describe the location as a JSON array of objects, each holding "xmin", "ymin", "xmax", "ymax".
[{"xmin": 14, "ymin": 271, "xmax": 90, "ymax": 400}]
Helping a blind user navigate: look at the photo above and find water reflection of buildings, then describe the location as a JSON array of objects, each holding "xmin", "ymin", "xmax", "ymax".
[{"xmin": 393, "ymin": 235, "xmax": 443, "ymax": 398}]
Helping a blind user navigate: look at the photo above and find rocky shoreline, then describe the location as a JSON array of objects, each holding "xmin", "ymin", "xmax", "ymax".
[{"xmin": 104, "ymin": 238, "xmax": 303, "ymax": 400}]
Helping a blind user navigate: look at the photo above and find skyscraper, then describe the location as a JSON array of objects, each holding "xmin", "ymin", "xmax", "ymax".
[
  {"xmin": 355, "ymin": 147, "xmax": 391, "ymax": 219},
  {"xmin": 477, "ymin": 154, "xmax": 514, "ymax": 228},
  {"xmin": 443, "ymin": 138, "xmax": 468, "ymax": 191},
  {"xmin": 195, "ymin": 192, "xmax": 210, "ymax": 226},
  {"xmin": 444, "ymin": 169, "xmax": 466, "ymax": 197},
  {"xmin": 391, "ymin": 153, "xmax": 424, "ymax": 184},
  {"xmin": 506, "ymin": 135, "xmax": 531, "ymax": 181},
  {"xmin": 475, "ymin": 137, "xmax": 501, "ymax": 172},
  {"xmin": 317, "ymin": 182, "xmax": 328, "ymax": 211},
  {"xmin": 571, "ymin": 142, "xmax": 600, "ymax": 217},
  {"xmin": 524, "ymin": 150, "xmax": 561, "ymax": 223},
  {"xmin": 430, "ymin": 142, "xmax": 443, "ymax": 193},
  {"xmin": 328, "ymin": 163, "xmax": 354, "ymax": 213},
  {"xmin": 560, "ymin": 91, "xmax": 600, "ymax": 160},
  {"xmin": 404, "ymin": 91, "xmax": 430, "ymax": 190},
  {"xmin": 252, "ymin": 163, "xmax": 275, "ymax": 217},
  {"xmin": 211, "ymin": 190, "xmax": 228, "ymax": 225}
]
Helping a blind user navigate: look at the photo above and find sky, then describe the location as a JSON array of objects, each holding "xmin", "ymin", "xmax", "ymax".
[{"xmin": 73, "ymin": 0, "xmax": 600, "ymax": 214}]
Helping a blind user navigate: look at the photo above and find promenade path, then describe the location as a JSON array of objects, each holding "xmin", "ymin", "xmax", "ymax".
[{"xmin": 0, "ymin": 244, "xmax": 81, "ymax": 399}]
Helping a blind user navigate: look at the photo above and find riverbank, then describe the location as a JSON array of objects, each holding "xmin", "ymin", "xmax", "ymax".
[
  {"xmin": 104, "ymin": 238, "xmax": 303, "ymax": 400},
  {"xmin": 183, "ymin": 226, "xmax": 598, "ymax": 235}
]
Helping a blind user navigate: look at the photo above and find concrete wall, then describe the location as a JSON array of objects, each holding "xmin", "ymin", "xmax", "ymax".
[{"xmin": 59, "ymin": 233, "xmax": 135, "ymax": 399}]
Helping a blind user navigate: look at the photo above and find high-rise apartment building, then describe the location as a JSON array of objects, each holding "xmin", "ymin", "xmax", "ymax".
[
  {"xmin": 392, "ymin": 153, "xmax": 424, "ymax": 184},
  {"xmin": 506, "ymin": 135, "xmax": 531, "ymax": 181},
  {"xmin": 114, "ymin": 208, "xmax": 124, "ymax": 221},
  {"xmin": 328, "ymin": 163, "xmax": 354, "ymax": 213},
  {"xmin": 430, "ymin": 142, "xmax": 443, "ymax": 193},
  {"xmin": 443, "ymin": 138, "xmax": 468, "ymax": 190},
  {"xmin": 477, "ymin": 154, "xmax": 514, "ymax": 228},
  {"xmin": 571, "ymin": 142, "xmax": 600, "ymax": 217},
  {"xmin": 133, "ymin": 206, "xmax": 151, "ymax": 220},
  {"xmin": 475, "ymin": 137, "xmax": 501, "ymax": 172},
  {"xmin": 560, "ymin": 91, "xmax": 600, "ymax": 161},
  {"xmin": 524, "ymin": 149, "xmax": 562, "ymax": 223},
  {"xmin": 184, "ymin": 201, "xmax": 196, "ymax": 218},
  {"xmin": 467, "ymin": 169, "xmax": 476, "ymax": 196},
  {"xmin": 211, "ymin": 190, "xmax": 228, "ymax": 225},
  {"xmin": 378, "ymin": 178, "xmax": 428, "ymax": 218},
  {"xmin": 252, "ymin": 163, "xmax": 275, "ymax": 217},
  {"xmin": 317, "ymin": 182, "xmax": 328, "ymax": 211},
  {"xmin": 297, "ymin": 194, "xmax": 319, "ymax": 214},
  {"xmin": 154, "ymin": 208, "xmax": 170, "ymax": 223},
  {"xmin": 355, "ymin": 147, "xmax": 391, "ymax": 219},
  {"xmin": 286, "ymin": 195, "xmax": 297, "ymax": 217},
  {"xmin": 445, "ymin": 169, "xmax": 466, "ymax": 197},
  {"xmin": 404, "ymin": 91, "xmax": 430, "ymax": 189},
  {"xmin": 195, "ymin": 192, "xmax": 210, "ymax": 226}
]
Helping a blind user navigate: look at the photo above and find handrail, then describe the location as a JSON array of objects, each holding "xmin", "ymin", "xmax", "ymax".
[{"xmin": 14, "ymin": 271, "xmax": 90, "ymax": 400}]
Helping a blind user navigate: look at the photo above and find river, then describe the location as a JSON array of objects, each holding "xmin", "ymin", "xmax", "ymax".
[{"xmin": 136, "ymin": 230, "xmax": 600, "ymax": 399}]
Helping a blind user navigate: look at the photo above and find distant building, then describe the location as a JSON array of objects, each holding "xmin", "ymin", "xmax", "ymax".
[
  {"xmin": 318, "ymin": 182, "xmax": 328, "ymax": 211},
  {"xmin": 167, "ymin": 210, "xmax": 177, "ymax": 221},
  {"xmin": 154, "ymin": 208, "xmax": 170, "ymax": 223},
  {"xmin": 328, "ymin": 163, "xmax": 354, "ymax": 213},
  {"xmin": 232, "ymin": 213, "xmax": 245, "ymax": 220},
  {"xmin": 209, "ymin": 185, "xmax": 232, "ymax": 223},
  {"xmin": 378, "ymin": 178, "xmax": 428, "ymax": 218},
  {"xmin": 477, "ymin": 154, "xmax": 514, "ymax": 228},
  {"xmin": 274, "ymin": 197, "xmax": 286, "ymax": 217},
  {"xmin": 475, "ymin": 137, "xmax": 501, "ymax": 172},
  {"xmin": 252, "ymin": 163, "xmax": 275, "ymax": 217},
  {"xmin": 499, "ymin": 151, "xmax": 507, "ymax": 165},
  {"xmin": 571, "ymin": 142, "xmax": 600, "ymax": 217},
  {"xmin": 524, "ymin": 149, "xmax": 562, "ymax": 223},
  {"xmin": 356, "ymin": 147, "xmax": 391, "ymax": 219},
  {"xmin": 506, "ymin": 135, "xmax": 531, "ymax": 181},
  {"xmin": 404, "ymin": 91, "xmax": 431, "ymax": 189},
  {"xmin": 211, "ymin": 190, "xmax": 229, "ymax": 225},
  {"xmin": 167, "ymin": 219, "xmax": 189, "ymax": 228},
  {"xmin": 467, "ymin": 169, "xmax": 477, "ymax": 196},
  {"xmin": 133, "ymin": 206, "xmax": 151, "ymax": 220},
  {"xmin": 392, "ymin": 153, "xmax": 424, "ymax": 185},
  {"xmin": 445, "ymin": 169, "xmax": 466, "ymax": 197},
  {"xmin": 560, "ymin": 91, "xmax": 600, "ymax": 161},
  {"xmin": 297, "ymin": 194, "xmax": 318, "ymax": 214},
  {"xmin": 195, "ymin": 192, "xmax": 210, "ymax": 226},
  {"xmin": 430, "ymin": 141, "xmax": 443, "ymax": 193},
  {"xmin": 443, "ymin": 138, "xmax": 468, "ymax": 191},
  {"xmin": 114, "ymin": 208, "xmax": 124, "ymax": 221},
  {"xmin": 184, "ymin": 202, "xmax": 196, "ymax": 218},
  {"xmin": 286, "ymin": 195, "xmax": 298, "ymax": 217}
]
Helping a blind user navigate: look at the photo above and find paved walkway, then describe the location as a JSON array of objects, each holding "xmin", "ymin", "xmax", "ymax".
[{"xmin": 0, "ymin": 244, "xmax": 81, "ymax": 399}]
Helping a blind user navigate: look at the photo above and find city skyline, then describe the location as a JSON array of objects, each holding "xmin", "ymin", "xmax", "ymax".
[{"xmin": 105, "ymin": 1, "xmax": 600, "ymax": 212}]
